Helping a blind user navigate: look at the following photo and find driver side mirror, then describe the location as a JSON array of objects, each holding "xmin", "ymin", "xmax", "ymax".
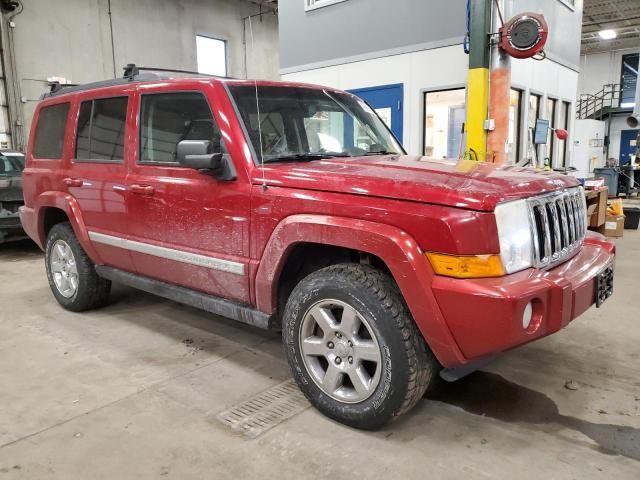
[
  {"xmin": 176, "ymin": 140, "xmax": 222, "ymax": 170},
  {"xmin": 176, "ymin": 140, "xmax": 235, "ymax": 180}
]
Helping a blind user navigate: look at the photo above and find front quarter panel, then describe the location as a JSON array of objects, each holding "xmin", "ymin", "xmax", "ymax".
[{"xmin": 254, "ymin": 214, "xmax": 467, "ymax": 367}]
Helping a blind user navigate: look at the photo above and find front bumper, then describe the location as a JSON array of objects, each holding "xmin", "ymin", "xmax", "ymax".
[{"xmin": 432, "ymin": 233, "xmax": 615, "ymax": 361}]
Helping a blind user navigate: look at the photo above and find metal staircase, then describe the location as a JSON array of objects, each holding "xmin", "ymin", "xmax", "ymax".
[{"xmin": 577, "ymin": 83, "xmax": 633, "ymax": 120}]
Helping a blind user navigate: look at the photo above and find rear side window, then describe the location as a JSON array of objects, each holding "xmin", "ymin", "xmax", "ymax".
[
  {"xmin": 33, "ymin": 103, "xmax": 70, "ymax": 159},
  {"xmin": 75, "ymin": 97, "xmax": 128, "ymax": 162},
  {"xmin": 139, "ymin": 92, "xmax": 222, "ymax": 163}
]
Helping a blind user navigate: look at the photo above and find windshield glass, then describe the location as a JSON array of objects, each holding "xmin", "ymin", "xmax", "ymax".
[
  {"xmin": 0, "ymin": 155, "xmax": 22, "ymax": 175},
  {"xmin": 227, "ymin": 85, "xmax": 403, "ymax": 163}
]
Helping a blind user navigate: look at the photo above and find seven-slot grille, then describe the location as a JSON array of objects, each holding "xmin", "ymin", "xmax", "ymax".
[{"xmin": 528, "ymin": 188, "xmax": 587, "ymax": 268}]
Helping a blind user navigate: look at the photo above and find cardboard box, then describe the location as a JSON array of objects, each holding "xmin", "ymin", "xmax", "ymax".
[
  {"xmin": 586, "ymin": 187, "xmax": 608, "ymax": 228},
  {"xmin": 598, "ymin": 214, "xmax": 625, "ymax": 238}
]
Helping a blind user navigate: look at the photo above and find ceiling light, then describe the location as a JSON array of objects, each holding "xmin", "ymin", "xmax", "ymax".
[{"xmin": 598, "ymin": 29, "xmax": 617, "ymax": 40}]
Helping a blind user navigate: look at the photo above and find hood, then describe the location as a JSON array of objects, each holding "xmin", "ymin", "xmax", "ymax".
[{"xmin": 254, "ymin": 155, "xmax": 579, "ymax": 211}]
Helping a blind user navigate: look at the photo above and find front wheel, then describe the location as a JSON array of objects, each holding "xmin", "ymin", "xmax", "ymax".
[{"xmin": 283, "ymin": 263, "xmax": 439, "ymax": 430}]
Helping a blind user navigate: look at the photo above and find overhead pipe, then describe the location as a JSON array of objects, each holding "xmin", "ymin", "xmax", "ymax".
[{"xmin": 0, "ymin": 0, "xmax": 24, "ymax": 150}]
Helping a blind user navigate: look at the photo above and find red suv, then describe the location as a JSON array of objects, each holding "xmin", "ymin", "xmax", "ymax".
[{"xmin": 20, "ymin": 68, "xmax": 615, "ymax": 429}]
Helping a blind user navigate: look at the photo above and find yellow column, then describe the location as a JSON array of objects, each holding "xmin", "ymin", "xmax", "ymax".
[{"xmin": 466, "ymin": 67, "xmax": 489, "ymax": 161}]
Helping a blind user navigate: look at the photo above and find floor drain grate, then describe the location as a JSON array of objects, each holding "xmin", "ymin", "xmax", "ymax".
[{"xmin": 215, "ymin": 379, "xmax": 309, "ymax": 438}]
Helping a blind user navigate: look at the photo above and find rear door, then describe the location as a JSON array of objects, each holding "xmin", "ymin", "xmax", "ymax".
[
  {"xmin": 125, "ymin": 86, "xmax": 251, "ymax": 303},
  {"xmin": 65, "ymin": 92, "xmax": 135, "ymax": 272}
]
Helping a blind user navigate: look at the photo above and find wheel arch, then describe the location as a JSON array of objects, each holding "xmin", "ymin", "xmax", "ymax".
[
  {"xmin": 254, "ymin": 214, "xmax": 466, "ymax": 367},
  {"xmin": 34, "ymin": 192, "xmax": 101, "ymax": 262}
]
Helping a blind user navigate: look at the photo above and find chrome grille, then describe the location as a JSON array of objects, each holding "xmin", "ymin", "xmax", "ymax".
[{"xmin": 528, "ymin": 187, "xmax": 587, "ymax": 268}]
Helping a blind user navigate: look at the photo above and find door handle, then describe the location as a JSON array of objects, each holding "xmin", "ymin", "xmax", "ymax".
[
  {"xmin": 63, "ymin": 177, "xmax": 83, "ymax": 187},
  {"xmin": 130, "ymin": 184, "xmax": 155, "ymax": 196}
]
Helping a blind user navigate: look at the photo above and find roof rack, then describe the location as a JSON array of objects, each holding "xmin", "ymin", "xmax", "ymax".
[
  {"xmin": 122, "ymin": 64, "xmax": 235, "ymax": 81},
  {"xmin": 48, "ymin": 80, "xmax": 78, "ymax": 94},
  {"xmin": 40, "ymin": 63, "xmax": 236, "ymax": 99}
]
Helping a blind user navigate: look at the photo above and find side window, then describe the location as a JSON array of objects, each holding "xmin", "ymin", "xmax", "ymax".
[
  {"xmin": 140, "ymin": 92, "xmax": 222, "ymax": 163},
  {"xmin": 75, "ymin": 97, "xmax": 128, "ymax": 162},
  {"xmin": 33, "ymin": 103, "xmax": 70, "ymax": 159}
]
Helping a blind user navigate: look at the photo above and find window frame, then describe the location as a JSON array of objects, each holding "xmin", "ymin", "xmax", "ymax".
[
  {"xmin": 305, "ymin": 0, "xmax": 349, "ymax": 12},
  {"xmin": 620, "ymin": 52, "xmax": 639, "ymax": 108},
  {"xmin": 508, "ymin": 88, "xmax": 523, "ymax": 165},
  {"xmin": 73, "ymin": 95, "xmax": 129, "ymax": 164},
  {"xmin": 196, "ymin": 34, "xmax": 228, "ymax": 77},
  {"xmin": 559, "ymin": 100, "xmax": 571, "ymax": 167},
  {"xmin": 546, "ymin": 97, "xmax": 558, "ymax": 165},
  {"xmin": 32, "ymin": 102, "xmax": 71, "ymax": 160},
  {"xmin": 421, "ymin": 86, "xmax": 467, "ymax": 158},
  {"xmin": 137, "ymin": 90, "xmax": 221, "ymax": 167}
]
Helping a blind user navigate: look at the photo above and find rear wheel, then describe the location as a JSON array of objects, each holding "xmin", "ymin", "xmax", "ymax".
[
  {"xmin": 45, "ymin": 222, "xmax": 111, "ymax": 311},
  {"xmin": 283, "ymin": 263, "xmax": 439, "ymax": 429}
]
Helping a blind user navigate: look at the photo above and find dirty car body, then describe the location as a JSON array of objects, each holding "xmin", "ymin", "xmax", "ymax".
[{"xmin": 19, "ymin": 74, "xmax": 615, "ymax": 429}]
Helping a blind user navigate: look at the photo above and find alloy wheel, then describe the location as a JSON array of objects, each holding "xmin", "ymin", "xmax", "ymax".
[
  {"xmin": 49, "ymin": 240, "xmax": 79, "ymax": 298},
  {"xmin": 299, "ymin": 299, "xmax": 382, "ymax": 403}
]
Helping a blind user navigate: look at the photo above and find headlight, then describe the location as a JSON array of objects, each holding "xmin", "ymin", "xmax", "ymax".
[{"xmin": 494, "ymin": 199, "xmax": 534, "ymax": 274}]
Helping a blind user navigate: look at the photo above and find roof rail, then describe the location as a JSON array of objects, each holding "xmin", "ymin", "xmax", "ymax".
[
  {"xmin": 40, "ymin": 63, "xmax": 236, "ymax": 99},
  {"xmin": 47, "ymin": 80, "xmax": 78, "ymax": 94},
  {"xmin": 122, "ymin": 63, "xmax": 236, "ymax": 80}
]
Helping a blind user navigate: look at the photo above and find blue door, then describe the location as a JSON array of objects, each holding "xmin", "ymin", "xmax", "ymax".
[
  {"xmin": 348, "ymin": 84, "xmax": 404, "ymax": 143},
  {"xmin": 619, "ymin": 129, "xmax": 639, "ymax": 165}
]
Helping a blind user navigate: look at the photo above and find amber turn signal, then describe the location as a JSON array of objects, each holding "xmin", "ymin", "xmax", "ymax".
[{"xmin": 425, "ymin": 252, "xmax": 505, "ymax": 279}]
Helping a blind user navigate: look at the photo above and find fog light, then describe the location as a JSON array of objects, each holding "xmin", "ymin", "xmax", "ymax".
[{"xmin": 522, "ymin": 302, "xmax": 533, "ymax": 329}]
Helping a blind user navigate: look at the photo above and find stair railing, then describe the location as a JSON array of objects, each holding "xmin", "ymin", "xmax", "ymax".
[{"xmin": 577, "ymin": 84, "xmax": 622, "ymax": 120}]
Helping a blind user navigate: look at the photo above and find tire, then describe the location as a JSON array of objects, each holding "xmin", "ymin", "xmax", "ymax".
[
  {"xmin": 45, "ymin": 222, "xmax": 111, "ymax": 312},
  {"xmin": 283, "ymin": 263, "xmax": 439, "ymax": 430}
]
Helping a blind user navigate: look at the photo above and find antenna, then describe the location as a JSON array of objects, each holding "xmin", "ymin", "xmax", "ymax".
[{"xmin": 248, "ymin": 15, "xmax": 267, "ymax": 192}]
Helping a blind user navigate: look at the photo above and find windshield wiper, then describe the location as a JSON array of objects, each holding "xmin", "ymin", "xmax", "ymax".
[
  {"xmin": 264, "ymin": 152, "xmax": 350, "ymax": 163},
  {"xmin": 363, "ymin": 150, "xmax": 397, "ymax": 156}
]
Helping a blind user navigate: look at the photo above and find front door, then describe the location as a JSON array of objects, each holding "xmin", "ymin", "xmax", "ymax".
[
  {"xmin": 125, "ymin": 88, "xmax": 251, "ymax": 303},
  {"xmin": 619, "ymin": 129, "xmax": 639, "ymax": 165},
  {"xmin": 348, "ymin": 84, "xmax": 404, "ymax": 143}
]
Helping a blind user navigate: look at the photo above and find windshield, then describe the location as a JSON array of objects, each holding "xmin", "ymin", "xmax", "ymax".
[
  {"xmin": 0, "ymin": 155, "xmax": 22, "ymax": 175},
  {"xmin": 227, "ymin": 85, "xmax": 403, "ymax": 163}
]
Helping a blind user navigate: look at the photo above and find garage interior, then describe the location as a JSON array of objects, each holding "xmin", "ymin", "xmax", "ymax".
[{"xmin": 0, "ymin": 0, "xmax": 639, "ymax": 479}]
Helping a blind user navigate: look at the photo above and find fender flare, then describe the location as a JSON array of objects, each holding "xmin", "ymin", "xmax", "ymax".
[
  {"xmin": 254, "ymin": 214, "xmax": 466, "ymax": 367},
  {"xmin": 34, "ymin": 191, "xmax": 102, "ymax": 262}
]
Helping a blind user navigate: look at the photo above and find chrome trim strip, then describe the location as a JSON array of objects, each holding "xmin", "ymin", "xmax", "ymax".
[{"xmin": 88, "ymin": 231, "xmax": 246, "ymax": 275}]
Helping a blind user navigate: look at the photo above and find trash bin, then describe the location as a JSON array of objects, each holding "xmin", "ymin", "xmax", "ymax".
[
  {"xmin": 593, "ymin": 168, "xmax": 618, "ymax": 197},
  {"xmin": 624, "ymin": 207, "xmax": 640, "ymax": 230}
]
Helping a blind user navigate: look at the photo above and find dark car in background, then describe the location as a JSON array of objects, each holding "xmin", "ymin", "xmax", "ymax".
[{"xmin": 0, "ymin": 151, "xmax": 26, "ymax": 243}]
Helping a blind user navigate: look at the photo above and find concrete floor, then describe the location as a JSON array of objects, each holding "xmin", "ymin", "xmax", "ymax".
[{"xmin": 0, "ymin": 234, "xmax": 639, "ymax": 480}]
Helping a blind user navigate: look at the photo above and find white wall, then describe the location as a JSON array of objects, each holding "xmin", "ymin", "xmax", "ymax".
[
  {"xmin": 577, "ymin": 47, "xmax": 640, "ymax": 162},
  {"xmin": 578, "ymin": 47, "xmax": 640, "ymax": 96},
  {"xmin": 512, "ymin": 57, "xmax": 579, "ymax": 167},
  {"xmin": 2, "ymin": 0, "xmax": 279, "ymax": 151},
  {"xmin": 282, "ymin": 45, "xmax": 468, "ymax": 155},
  {"xmin": 283, "ymin": 46, "xmax": 579, "ymax": 165}
]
